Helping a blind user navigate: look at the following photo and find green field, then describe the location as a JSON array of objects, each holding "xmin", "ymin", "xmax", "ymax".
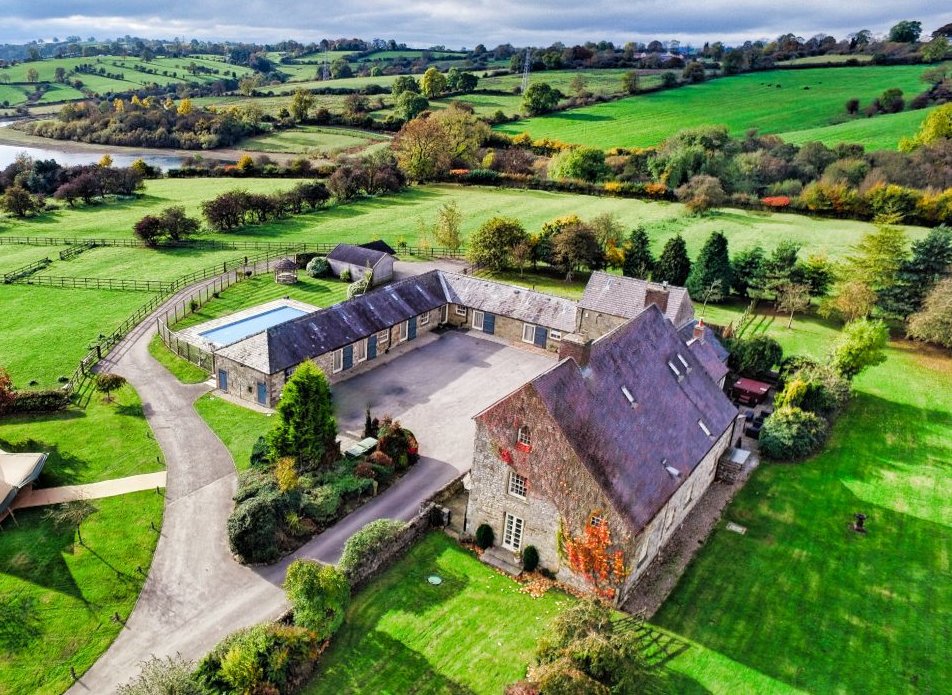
[
  {"xmin": 0, "ymin": 490, "xmax": 164, "ymax": 695},
  {"xmin": 0, "ymin": 84, "xmax": 28, "ymax": 106},
  {"xmin": 497, "ymin": 65, "xmax": 940, "ymax": 148},
  {"xmin": 0, "ymin": 383, "xmax": 165, "ymax": 486},
  {"xmin": 239, "ymin": 125, "xmax": 390, "ymax": 155},
  {"xmin": 780, "ymin": 55, "xmax": 874, "ymax": 65},
  {"xmin": 652, "ymin": 305, "xmax": 952, "ymax": 693},
  {"xmin": 782, "ymin": 106, "xmax": 933, "ymax": 151},
  {"xmin": 481, "ymin": 68, "xmax": 662, "ymax": 96},
  {"xmin": 193, "ymin": 92, "xmax": 354, "ymax": 117},
  {"xmin": 147, "ymin": 334, "xmax": 209, "ymax": 384},
  {"xmin": 193, "ymin": 393, "xmax": 271, "ymax": 470}
]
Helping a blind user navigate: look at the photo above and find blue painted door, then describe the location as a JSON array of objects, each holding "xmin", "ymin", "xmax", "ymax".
[
  {"xmin": 408, "ymin": 316, "xmax": 417, "ymax": 340},
  {"xmin": 368, "ymin": 334, "xmax": 377, "ymax": 360},
  {"xmin": 217, "ymin": 369, "xmax": 228, "ymax": 390},
  {"xmin": 534, "ymin": 326, "xmax": 548, "ymax": 347},
  {"xmin": 483, "ymin": 312, "xmax": 496, "ymax": 334},
  {"xmin": 256, "ymin": 382, "xmax": 267, "ymax": 405},
  {"xmin": 343, "ymin": 344, "xmax": 354, "ymax": 370}
]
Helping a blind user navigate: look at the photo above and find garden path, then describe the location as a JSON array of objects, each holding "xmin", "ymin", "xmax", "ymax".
[{"xmin": 12, "ymin": 471, "xmax": 168, "ymax": 509}]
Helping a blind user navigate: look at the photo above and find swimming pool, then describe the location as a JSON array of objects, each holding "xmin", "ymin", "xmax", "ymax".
[{"xmin": 199, "ymin": 305, "xmax": 308, "ymax": 346}]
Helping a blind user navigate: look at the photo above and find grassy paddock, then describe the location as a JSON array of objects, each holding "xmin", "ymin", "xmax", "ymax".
[
  {"xmin": 652, "ymin": 305, "xmax": 952, "ymax": 693},
  {"xmin": 147, "ymin": 334, "xmax": 209, "ymax": 384},
  {"xmin": 0, "ymin": 382, "xmax": 165, "ymax": 486},
  {"xmin": 193, "ymin": 393, "xmax": 272, "ymax": 471},
  {"xmin": 0, "ymin": 490, "xmax": 164, "ymax": 695},
  {"xmin": 497, "ymin": 64, "xmax": 940, "ymax": 148},
  {"xmin": 782, "ymin": 106, "xmax": 933, "ymax": 151},
  {"xmin": 239, "ymin": 126, "xmax": 389, "ymax": 155}
]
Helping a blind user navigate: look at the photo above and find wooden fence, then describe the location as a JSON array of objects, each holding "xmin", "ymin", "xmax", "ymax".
[
  {"xmin": 20, "ymin": 276, "xmax": 175, "ymax": 292},
  {"xmin": 2, "ymin": 258, "xmax": 51, "ymax": 283},
  {"xmin": 59, "ymin": 242, "xmax": 96, "ymax": 261}
]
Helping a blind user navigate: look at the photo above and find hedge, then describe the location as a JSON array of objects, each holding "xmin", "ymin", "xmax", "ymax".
[
  {"xmin": 759, "ymin": 406, "xmax": 829, "ymax": 460},
  {"xmin": 337, "ymin": 518, "xmax": 407, "ymax": 580},
  {"xmin": 3, "ymin": 389, "xmax": 71, "ymax": 415}
]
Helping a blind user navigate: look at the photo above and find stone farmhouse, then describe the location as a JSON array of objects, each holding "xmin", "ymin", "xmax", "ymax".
[{"xmin": 465, "ymin": 305, "xmax": 737, "ymax": 603}]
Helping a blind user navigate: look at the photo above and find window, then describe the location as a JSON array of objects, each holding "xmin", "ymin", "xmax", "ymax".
[
  {"xmin": 472, "ymin": 310, "xmax": 484, "ymax": 330},
  {"xmin": 522, "ymin": 323, "xmax": 536, "ymax": 343},
  {"xmin": 677, "ymin": 353, "xmax": 691, "ymax": 373},
  {"xmin": 419, "ymin": 311, "xmax": 430, "ymax": 326},
  {"xmin": 332, "ymin": 349, "xmax": 343, "ymax": 373},
  {"xmin": 698, "ymin": 419, "xmax": 712, "ymax": 437},
  {"xmin": 356, "ymin": 339, "xmax": 367, "ymax": 363},
  {"xmin": 621, "ymin": 386, "xmax": 635, "ymax": 405},
  {"xmin": 503, "ymin": 512, "xmax": 524, "ymax": 551},
  {"xmin": 456, "ymin": 305, "xmax": 467, "ymax": 317},
  {"xmin": 668, "ymin": 360, "xmax": 682, "ymax": 378},
  {"xmin": 399, "ymin": 321, "xmax": 409, "ymax": 341},
  {"xmin": 508, "ymin": 472, "xmax": 527, "ymax": 499},
  {"xmin": 440, "ymin": 304, "xmax": 448, "ymax": 323},
  {"xmin": 517, "ymin": 426, "xmax": 531, "ymax": 447},
  {"xmin": 590, "ymin": 513, "xmax": 604, "ymax": 528},
  {"xmin": 550, "ymin": 330, "xmax": 562, "ymax": 342},
  {"xmin": 378, "ymin": 330, "xmax": 389, "ymax": 344}
]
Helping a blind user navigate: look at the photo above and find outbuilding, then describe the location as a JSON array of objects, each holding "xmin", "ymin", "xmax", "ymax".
[{"xmin": 326, "ymin": 244, "xmax": 394, "ymax": 287}]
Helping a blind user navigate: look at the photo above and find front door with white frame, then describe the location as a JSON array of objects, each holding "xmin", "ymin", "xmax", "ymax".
[
  {"xmin": 502, "ymin": 512, "xmax": 524, "ymax": 551},
  {"xmin": 472, "ymin": 310, "xmax": 485, "ymax": 330}
]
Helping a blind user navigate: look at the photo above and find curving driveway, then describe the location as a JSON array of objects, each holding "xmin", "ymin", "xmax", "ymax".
[{"xmin": 70, "ymin": 274, "xmax": 552, "ymax": 693}]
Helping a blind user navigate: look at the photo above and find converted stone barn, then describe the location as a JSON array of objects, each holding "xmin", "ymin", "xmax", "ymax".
[
  {"xmin": 579, "ymin": 271, "xmax": 695, "ymax": 338},
  {"xmin": 326, "ymin": 243, "xmax": 394, "ymax": 286},
  {"xmin": 465, "ymin": 305, "xmax": 738, "ymax": 603}
]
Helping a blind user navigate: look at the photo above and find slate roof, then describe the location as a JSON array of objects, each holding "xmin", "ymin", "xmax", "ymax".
[
  {"xmin": 528, "ymin": 305, "xmax": 737, "ymax": 535},
  {"xmin": 327, "ymin": 243, "xmax": 390, "ymax": 269},
  {"xmin": 580, "ymin": 271, "xmax": 694, "ymax": 328},
  {"xmin": 440, "ymin": 272, "xmax": 578, "ymax": 332},
  {"xmin": 217, "ymin": 270, "xmax": 447, "ymax": 373},
  {"xmin": 273, "ymin": 257, "xmax": 297, "ymax": 271},
  {"xmin": 681, "ymin": 320, "xmax": 730, "ymax": 384},
  {"xmin": 360, "ymin": 240, "xmax": 397, "ymax": 255}
]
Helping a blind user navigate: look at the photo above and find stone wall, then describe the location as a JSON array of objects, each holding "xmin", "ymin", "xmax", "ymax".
[
  {"xmin": 578, "ymin": 309, "xmax": 629, "ymax": 341},
  {"xmin": 447, "ymin": 304, "xmax": 563, "ymax": 352},
  {"xmin": 213, "ymin": 355, "xmax": 284, "ymax": 408}
]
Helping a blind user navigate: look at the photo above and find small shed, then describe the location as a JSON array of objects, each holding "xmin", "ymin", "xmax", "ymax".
[
  {"xmin": 0, "ymin": 450, "xmax": 48, "ymax": 522},
  {"xmin": 327, "ymin": 244, "xmax": 394, "ymax": 287},
  {"xmin": 732, "ymin": 377, "xmax": 771, "ymax": 406},
  {"xmin": 360, "ymin": 240, "xmax": 398, "ymax": 256},
  {"xmin": 273, "ymin": 257, "xmax": 298, "ymax": 285}
]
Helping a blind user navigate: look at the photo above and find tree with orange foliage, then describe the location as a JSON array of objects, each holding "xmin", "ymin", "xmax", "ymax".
[{"xmin": 563, "ymin": 515, "xmax": 629, "ymax": 600}]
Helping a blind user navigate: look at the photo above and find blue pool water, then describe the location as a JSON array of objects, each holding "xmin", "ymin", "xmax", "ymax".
[{"xmin": 199, "ymin": 305, "xmax": 307, "ymax": 346}]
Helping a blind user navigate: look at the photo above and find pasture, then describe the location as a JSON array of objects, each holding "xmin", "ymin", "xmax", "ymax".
[
  {"xmin": 239, "ymin": 125, "xmax": 390, "ymax": 156},
  {"xmin": 497, "ymin": 64, "xmax": 939, "ymax": 148},
  {"xmin": 653, "ymin": 304, "xmax": 952, "ymax": 694},
  {"xmin": 782, "ymin": 106, "xmax": 933, "ymax": 151}
]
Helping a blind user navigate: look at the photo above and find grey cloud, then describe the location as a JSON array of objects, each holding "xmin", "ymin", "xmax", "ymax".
[{"xmin": 2, "ymin": 1, "xmax": 950, "ymax": 47}]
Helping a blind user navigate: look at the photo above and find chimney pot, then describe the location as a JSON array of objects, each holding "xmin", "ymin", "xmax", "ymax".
[{"xmin": 693, "ymin": 319, "xmax": 705, "ymax": 341}]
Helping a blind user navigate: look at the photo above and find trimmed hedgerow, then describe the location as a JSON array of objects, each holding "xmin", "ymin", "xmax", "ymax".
[
  {"xmin": 284, "ymin": 560, "xmax": 350, "ymax": 641},
  {"xmin": 759, "ymin": 406, "xmax": 829, "ymax": 460},
  {"xmin": 337, "ymin": 518, "xmax": 407, "ymax": 580}
]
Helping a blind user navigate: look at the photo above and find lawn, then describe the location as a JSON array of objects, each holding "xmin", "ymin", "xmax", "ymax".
[
  {"xmin": 147, "ymin": 334, "xmax": 209, "ymax": 384},
  {"xmin": 239, "ymin": 125, "xmax": 390, "ymax": 156},
  {"xmin": 170, "ymin": 273, "xmax": 349, "ymax": 331},
  {"xmin": 193, "ymin": 393, "xmax": 271, "ymax": 471},
  {"xmin": 304, "ymin": 533, "xmax": 578, "ymax": 694},
  {"xmin": 651, "ymin": 305, "xmax": 952, "ymax": 694},
  {"xmin": 497, "ymin": 64, "xmax": 940, "ymax": 148},
  {"xmin": 782, "ymin": 106, "xmax": 933, "ymax": 152},
  {"xmin": 0, "ymin": 382, "xmax": 165, "ymax": 486},
  {"xmin": 0, "ymin": 490, "xmax": 164, "ymax": 695}
]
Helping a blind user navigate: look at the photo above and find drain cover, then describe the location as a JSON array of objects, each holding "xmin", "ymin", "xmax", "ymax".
[{"xmin": 427, "ymin": 575, "xmax": 443, "ymax": 585}]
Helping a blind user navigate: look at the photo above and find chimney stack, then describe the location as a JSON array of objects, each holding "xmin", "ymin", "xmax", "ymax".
[
  {"xmin": 644, "ymin": 285, "xmax": 670, "ymax": 313},
  {"xmin": 559, "ymin": 333, "xmax": 593, "ymax": 368},
  {"xmin": 693, "ymin": 319, "xmax": 706, "ymax": 341}
]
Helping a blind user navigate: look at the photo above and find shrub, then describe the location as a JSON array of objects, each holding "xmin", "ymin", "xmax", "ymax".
[
  {"xmin": 338, "ymin": 518, "xmax": 407, "ymax": 580},
  {"xmin": 194, "ymin": 623, "xmax": 319, "ymax": 694},
  {"xmin": 227, "ymin": 495, "xmax": 279, "ymax": 564},
  {"xmin": 773, "ymin": 365, "xmax": 851, "ymax": 418},
  {"xmin": 305, "ymin": 256, "xmax": 330, "ymax": 278},
  {"xmin": 117, "ymin": 655, "xmax": 204, "ymax": 695},
  {"xmin": 368, "ymin": 450, "xmax": 393, "ymax": 468},
  {"xmin": 302, "ymin": 485, "xmax": 341, "ymax": 524},
  {"xmin": 340, "ymin": 268, "xmax": 352, "ymax": 282},
  {"xmin": 249, "ymin": 436, "xmax": 270, "ymax": 467},
  {"xmin": 522, "ymin": 545, "xmax": 540, "ymax": 572},
  {"xmin": 376, "ymin": 419, "xmax": 419, "ymax": 468},
  {"xmin": 728, "ymin": 335, "xmax": 783, "ymax": 378},
  {"xmin": 475, "ymin": 523, "xmax": 494, "ymax": 549},
  {"xmin": 6, "ymin": 389, "xmax": 70, "ymax": 414},
  {"xmin": 759, "ymin": 407, "xmax": 828, "ymax": 460},
  {"xmin": 354, "ymin": 461, "xmax": 375, "ymax": 479},
  {"xmin": 284, "ymin": 560, "xmax": 350, "ymax": 640}
]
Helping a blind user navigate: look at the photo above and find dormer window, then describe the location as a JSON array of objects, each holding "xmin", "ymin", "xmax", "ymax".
[
  {"xmin": 516, "ymin": 425, "xmax": 532, "ymax": 452},
  {"xmin": 677, "ymin": 353, "xmax": 691, "ymax": 373},
  {"xmin": 698, "ymin": 419, "xmax": 712, "ymax": 437}
]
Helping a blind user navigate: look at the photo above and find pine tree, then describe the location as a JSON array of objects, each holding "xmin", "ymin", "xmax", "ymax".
[
  {"xmin": 268, "ymin": 360, "xmax": 338, "ymax": 470},
  {"xmin": 622, "ymin": 226, "xmax": 654, "ymax": 279},
  {"xmin": 686, "ymin": 231, "xmax": 732, "ymax": 302},
  {"xmin": 654, "ymin": 234, "xmax": 691, "ymax": 286},
  {"xmin": 878, "ymin": 226, "xmax": 952, "ymax": 318}
]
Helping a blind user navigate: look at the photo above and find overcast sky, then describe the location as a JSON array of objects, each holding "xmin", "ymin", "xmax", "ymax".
[{"xmin": 3, "ymin": 1, "xmax": 951, "ymax": 48}]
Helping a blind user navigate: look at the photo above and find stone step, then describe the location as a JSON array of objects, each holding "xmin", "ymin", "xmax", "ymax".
[{"xmin": 480, "ymin": 547, "xmax": 523, "ymax": 576}]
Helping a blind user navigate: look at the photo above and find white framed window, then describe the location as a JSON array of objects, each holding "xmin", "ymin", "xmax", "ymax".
[
  {"xmin": 517, "ymin": 426, "xmax": 531, "ymax": 447},
  {"xmin": 399, "ymin": 320, "xmax": 409, "ymax": 341},
  {"xmin": 419, "ymin": 311, "xmax": 430, "ymax": 326},
  {"xmin": 590, "ymin": 513, "xmax": 604, "ymax": 528},
  {"xmin": 508, "ymin": 472, "xmax": 527, "ymax": 499},
  {"xmin": 332, "ymin": 349, "xmax": 343, "ymax": 373},
  {"xmin": 472, "ymin": 310, "xmax": 484, "ymax": 330},
  {"xmin": 378, "ymin": 329, "xmax": 389, "ymax": 344},
  {"xmin": 522, "ymin": 323, "xmax": 536, "ymax": 343},
  {"xmin": 550, "ymin": 330, "xmax": 562, "ymax": 342},
  {"xmin": 698, "ymin": 419, "xmax": 712, "ymax": 437},
  {"xmin": 455, "ymin": 305, "xmax": 467, "ymax": 317},
  {"xmin": 356, "ymin": 339, "xmax": 367, "ymax": 363},
  {"xmin": 502, "ymin": 512, "xmax": 524, "ymax": 551}
]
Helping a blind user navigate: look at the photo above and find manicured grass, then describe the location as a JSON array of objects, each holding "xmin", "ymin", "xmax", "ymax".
[
  {"xmin": 474, "ymin": 267, "xmax": 593, "ymax": 300},
  {"xmin": 305, "ymin": 533, "xmax": 578, "ymax": 694},
  {"xmin": 239, "ymin": 125, "xmax": 389, "ymax": 155},
  {"xmin": 652, "ymin": 306, "xmax": 952, "ymax": 693},
  {"xmin": 0, "ymin": 383, "xmax": 165, "ymax": 486},
  {"xmin": 782, "ymin": 106, "xmax": 933, "ymax": 151},
  {"xmin": 171, "ymin": 273, "xmax": 350, "ymax": 331},
  {"xmin": 497, "ymin": 64, "xmax": 941, "ymax": 148},
  {"xmin": 0, "ymin": 244, "xmax": 67, "ymax": 273},
  {"xmin": 193, "ymin": 393, "xmax": 272, "ymax": 471},
  {"xmin": 147, "ymin": 334, "xmax": 209, "ymax": 384},
  {"xmin": 33, "ymin": 244, "xmax": 246, "ymax": 282},
  {"xmin": 0, "ymin": 283, "xmax": 154, "ymax": 388},
  {"xmin": 0, "ymin": 490, "xmax": 164, "ymax": 695}
]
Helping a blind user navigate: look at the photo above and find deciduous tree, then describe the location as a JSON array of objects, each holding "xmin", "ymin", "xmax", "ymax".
[
  {"xmin": 421, "ymin": 67, "xmax": 447, "ymax": 98},
  {"xmin": 391, "ymin": 115, "xmax": 452, "ymax": 182},
  {"xmin": 467, "ymin": 216, "xmax": 528, "ymax": 271},
  {"xmin": 552, "ymin": 221, "xmax": 602, "ymax": 281},
  {"xmin": 829, "ymin": 318, "xmax": 889, "ymax": 379},
  {"xmin": 289, "ymin": 88, "xmax": 315, "ymax": 123},
  {"xmin": 95, "ymin": 372, "xmax": 126, "ymax": 402},
  {"xmin": 522, "ymin": 82, "xmax": 559, "ymax": 116},
  {"xmin": 907, "ymin": 277, "xmax": 952, "ymax": 348}
]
